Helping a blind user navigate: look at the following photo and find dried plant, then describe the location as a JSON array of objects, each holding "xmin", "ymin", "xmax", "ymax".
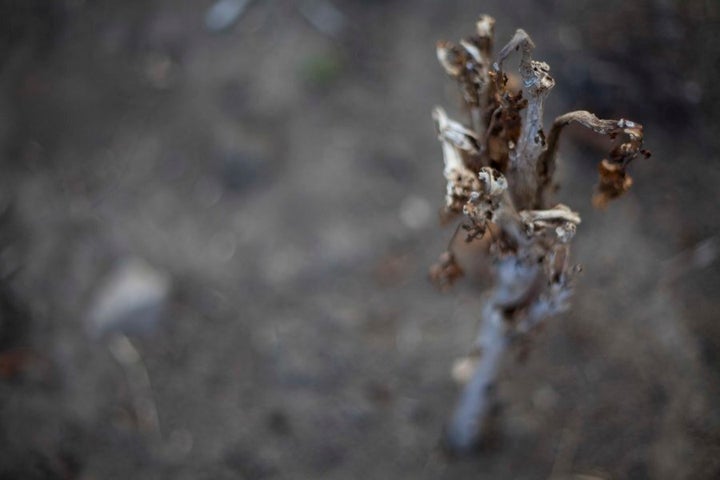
[{"xmin": 430, "ymin": 15, "xmax": 650, "ymax": 453}]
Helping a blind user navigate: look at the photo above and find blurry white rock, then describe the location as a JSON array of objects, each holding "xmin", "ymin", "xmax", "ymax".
[
  {"xmin": 298, "ymin": 0, "xmax": 345, "ymax": 37},
  {"xmin": 399, "ymin": 195, "xmax": 432, "ymax": 230},
  {"xmin": 86, "ymin": 258, "xmax": 171, "ymax": 337},
  {"xmin": 205, "ymin": 0, "xmax": 249, "ymax": 32}
]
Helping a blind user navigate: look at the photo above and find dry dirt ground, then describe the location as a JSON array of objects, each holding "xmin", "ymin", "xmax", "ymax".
[{"xmin": 1, "ymin": 1, "xmax": 719, "ymax": 479}]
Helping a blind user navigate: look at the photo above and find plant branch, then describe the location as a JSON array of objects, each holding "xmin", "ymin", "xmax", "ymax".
[{"xmin": 430, "ymin": 14, "xmax": 648, "ymax": 454}]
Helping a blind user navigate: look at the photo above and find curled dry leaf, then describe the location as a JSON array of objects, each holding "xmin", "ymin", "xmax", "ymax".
[
  {"xmin": 429, "ymin": 251, "xmax": 464, "ymax": 290},
  {"xmin": 594, "ymin": 159, "xmax": 634, "ymax": 207},
  {"xmin": 542, "ymin": 111, "xmax": 651, "ymax": 208}
]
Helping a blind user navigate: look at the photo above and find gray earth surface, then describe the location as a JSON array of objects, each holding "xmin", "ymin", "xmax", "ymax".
[{"xmin": 1, "ymin": 1, "xmax": 719, "ymax": 479}]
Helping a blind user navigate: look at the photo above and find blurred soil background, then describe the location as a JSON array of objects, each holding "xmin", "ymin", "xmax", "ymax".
[{"xmin": 1, "ymin": 0, "xmax": 719, "ymax": 478}]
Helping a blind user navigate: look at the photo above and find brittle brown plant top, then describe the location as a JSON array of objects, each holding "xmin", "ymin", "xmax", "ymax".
[{"xmin": 429, "ymin": 14, "xmax": 650, "ymax": 453}]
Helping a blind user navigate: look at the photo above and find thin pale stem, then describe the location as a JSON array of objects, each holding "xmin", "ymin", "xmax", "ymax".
[{"xmin": 446, "ymin": 304, "xmax": 507, "ymax": 452}]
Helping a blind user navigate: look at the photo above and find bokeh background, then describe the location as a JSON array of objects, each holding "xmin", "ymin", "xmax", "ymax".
[{"xmin": 1, "ymin": 1, "xmax": 719, "ymax": 478}]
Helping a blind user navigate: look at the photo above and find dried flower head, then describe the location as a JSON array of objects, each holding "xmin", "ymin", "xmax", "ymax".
[{"xmin": 430, "ymin": 15, "xmax": 649, "ymax": 453}]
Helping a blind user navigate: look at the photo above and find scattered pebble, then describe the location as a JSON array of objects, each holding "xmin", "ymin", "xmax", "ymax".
[
  {"xmin": 205, "ymin": 0, "xmax": 250, "ymax": 33},
  {"xmin": 86, "ymin": 258, "xmax": 171, "ymax": 337},
  {"xmin": 399, "ymin": 195, "xmax": 432, "ymax": 230},
  {"xmin": 298, "ymin": 0, "xmax": 345, "ymax": 37}
]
